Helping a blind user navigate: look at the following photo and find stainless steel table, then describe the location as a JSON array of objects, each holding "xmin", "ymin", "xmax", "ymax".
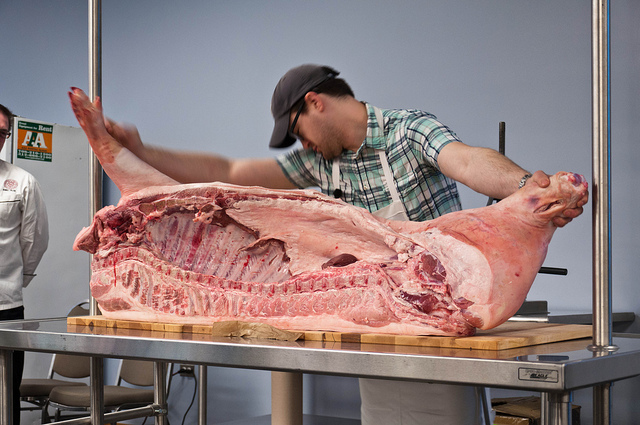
[{"xmin": 2, "ymin": 318, "xmax": 640, "ymax": 425}]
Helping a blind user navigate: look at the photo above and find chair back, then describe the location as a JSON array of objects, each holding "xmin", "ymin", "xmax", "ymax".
[
  {"xmin": 49, "ymin": 301, "xmax": 91, "ymax": 379},
  {"xmin": 67, "ymin": 302, "xmax": 90, "ymax": 317},
  {"xmin": 118, "ymin": 359, "xmax": 155, "ymax": 387},
  {"xmin": 51, "ymin": 354, "xmax": 91, "ymax": 379}
]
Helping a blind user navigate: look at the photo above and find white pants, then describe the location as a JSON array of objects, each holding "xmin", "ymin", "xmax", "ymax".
[{"xmin": 359, "ymin": 378, "xmax": 491, "ymax": 425}]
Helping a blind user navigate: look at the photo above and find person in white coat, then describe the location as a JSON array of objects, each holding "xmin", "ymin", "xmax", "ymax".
[
  {"xmin": 86, "ymin": 64, "xmax": 586, "ymax": 424},
  {"xmin": 0, "ymin": 104, "xmax": 49, "ymax": 425}
]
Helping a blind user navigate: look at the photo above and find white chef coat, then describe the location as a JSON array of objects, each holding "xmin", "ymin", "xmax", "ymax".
[{"xmin": 0, "ymin": 159, "xmax": 49, "ymax": 310}]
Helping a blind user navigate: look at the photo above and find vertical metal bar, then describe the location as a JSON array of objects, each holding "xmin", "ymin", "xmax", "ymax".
[
  {"xmin": 590, "ymin": 0, "xmax": 617, "ymax": 423},
  {"xmin": 154, "ymin": 362, "xmax": 168, "ymax": 425},
  {"xmin": 547, "ymin": 392, "xmax": 572, "ymax": 425},
  {"xmin": 198, "ymin": 365, "xmax": 208, "ymax": 425},
  {"xmin": 0, "ymin": 350, "xmax": 13, "ymax": 425},
  {"xmin": 498, "ymin": 121, "xmax": 506, "ymax": 155},
  {"xmin": 540, "ymin": 392, "xmax": 549, "ymax": 425},
  {"xmin": 88, "ymin": 4, "xmax": 104, "ymax": 424},
  {"xmin": 90, "ymin": 357, "xmax": 105, "ymax": 425},
  {"xmin": 88, "ymin": 0, "xmax": 103, "ymax": 317},
  {"xmin": 594, "ymin": 382, "xmax": 613, "ymax": 424},
  {"xmin": 591, "ymin": 0, "xmax": 613, "ymax": 351}
]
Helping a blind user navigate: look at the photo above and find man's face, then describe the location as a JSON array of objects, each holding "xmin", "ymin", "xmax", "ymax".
[
  {"xmin": 0, "ymin": 112, "xmax": 9, "ymax": 153},
  {"xmin": 289, "ymin": 103, "xmax": 343, "ymax": 160}
]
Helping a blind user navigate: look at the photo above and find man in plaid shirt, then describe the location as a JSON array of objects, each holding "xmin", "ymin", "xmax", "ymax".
[{"xmin": 107, "ymin": 64, "xmax": 586, "ymax": 424}]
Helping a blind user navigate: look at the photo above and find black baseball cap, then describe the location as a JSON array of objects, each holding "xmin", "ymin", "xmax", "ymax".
[{"xmin": 269, "ymin": 64, "xmax": 339, "ymax": 148}]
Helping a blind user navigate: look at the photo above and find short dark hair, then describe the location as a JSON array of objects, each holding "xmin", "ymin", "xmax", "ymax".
[
  {"xmin": 0, "ymin": 104, "xmax": 14, "ymax": 131},
  {"xmin": 291, "ymin": 77, "xmax": 355, "ymax": 114}
]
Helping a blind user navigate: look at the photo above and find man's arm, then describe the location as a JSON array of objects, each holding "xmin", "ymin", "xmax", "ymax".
[
  {"xmin": 437, "ymin": 141, "xmax": 587, "ymax": 227},
  {"xmin": 20, "ymin": 177, "xmax": 49, "ymax": 287},
  {"xmin": 437, "ymin": 141, "xmax": 529, "ymax": 200},
  {"xmin": 105, "ymin": 121, "xmax": 297, "ymax": 189}
]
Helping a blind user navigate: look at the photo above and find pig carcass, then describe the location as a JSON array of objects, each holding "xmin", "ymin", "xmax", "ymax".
[{"xmin": 69, "ymin": 88, "xmax": 588, "ymax": 336}]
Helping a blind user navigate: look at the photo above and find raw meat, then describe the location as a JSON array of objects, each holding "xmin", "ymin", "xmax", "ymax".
[{"xmin": 69, "ymin": 88, "xmax": 589, "ymax": 336}]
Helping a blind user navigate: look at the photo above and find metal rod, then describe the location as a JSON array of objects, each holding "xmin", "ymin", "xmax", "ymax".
[
  {"xmin": 540, "ymin": 392, "xmax": 549, "ymax": 425},
  {"xmin": 154, "ymin": 362, "xmax": 168, "ymax": 425},
  {"xmin": 592, "ymin": 0, "xmax": 612, "ymax": 349},
  {"xmin": 89, "ymin": 357, "xmax": 104, "ymax": 425},
  {"xmin": 50, "ymin": 404, "xmax": 162, "ymax": 425},
  {"xmin": 198, "ymin": 364, "xmax": 208, "ymax": 425},
  {"xmin": 547, "ymin": 392, "xmax": 573, "ymax": 425},
  {"xmin": 88, "ymin": 0, "xmax": 103, "ymax": 317},
  {"xmin": 538, "ymin": 267, "xmax": 568, "ymax": 276},
  {"xmin": 486, "ymin": 121, "xmax": 506, "ymax": 206},
  {"xmin": 0, "ymin": 350, "xmax": 13, "ymax": 425},
  {"xmin": 591, "ymin": 0, "xmax": 613, "ymax": 351},
  {"xmin": 591, "ymin": 0, "xmax": 617, "ymax": 423},
  {"xmin": 88, "ymin": 6, "xmax": 104, "ymax": 424},
  {"xmin": 593, "ymin": 382, "xmax": 613, "ymax": 424}
]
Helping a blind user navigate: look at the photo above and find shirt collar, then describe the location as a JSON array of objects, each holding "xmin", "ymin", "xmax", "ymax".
[{"xmin": 353, "ymin": 103, "xmax": 386, "ymax": 156}]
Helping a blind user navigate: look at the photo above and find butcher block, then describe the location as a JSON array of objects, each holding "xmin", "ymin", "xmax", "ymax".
[{"xmin": 67, "ymin": 316, "xmax": 591, "ymax": 351}]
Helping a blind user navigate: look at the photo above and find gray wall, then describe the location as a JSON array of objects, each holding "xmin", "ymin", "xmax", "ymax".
[{"xmin": 1, "ymin": 1, "xmax": 639, "ymax": 424}]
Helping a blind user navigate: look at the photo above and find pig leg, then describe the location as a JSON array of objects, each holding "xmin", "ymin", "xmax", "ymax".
[{"xmin": 68, "ymin": 88, "xmax": 178, "ymax": 198}]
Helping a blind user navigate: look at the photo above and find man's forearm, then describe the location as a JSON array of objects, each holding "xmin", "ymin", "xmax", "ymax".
[
  {"xmin": 137, "ymin": 145, "xmax": 297, "ymax": 189},
  {"xmin": 140, "ymin": 145, "xmax": 233, "ymax": 184},
  {"xmin": 438, "ymin": 142, "xmax": 530, "ymax": 200},
  {"xmin": 467, "ymin": 147, "xmax": 530, "ymax": 199}
]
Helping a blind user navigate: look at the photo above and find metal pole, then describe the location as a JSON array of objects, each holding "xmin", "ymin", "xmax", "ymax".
[
  {"xmin": 198, "ymin": 365, "xmax": 208, "ymax": 425},
  {"xmin": 590, "ymin": 0, "xmax": 617, "ymax": 423},
  {"xmin": 154, "ymin": 362, "xmax": 168, "ymax": 425},
  {"xmin": 547, "ymin": 392, "xmax": 573, "ymax": 425},
  {"xmin": 88, "ymin": 4, "xmax": 105, "ymax": 424},
  {"xmin": 594, "ymin": 382, "xmax": 613, "ymax": 424},
  {"xmin": 88, "ymin": 0, "xmax": 103, "ymax": 317},
  {"xmin": 50, "ymin": 404, "xmax": 162, "ymax": 425},
  {"xmin": 0, "ymin": 350, "xmax": 13, "ymax": 425},
  {"xmin": 590, "ymin": 0, "xmax": 614, "ymax": 352},
  {"xmin": 540, "ymin": 392, "xmax": 549, "ymax": 425},
  {"xmin": 89, "ymin": 357, "xmax": 105, "ymax": 425}
]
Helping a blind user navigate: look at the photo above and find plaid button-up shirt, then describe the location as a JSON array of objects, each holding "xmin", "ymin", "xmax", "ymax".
[{"xmin": 276, "ymin": 103, "xmax": 462, "ymax": 222}]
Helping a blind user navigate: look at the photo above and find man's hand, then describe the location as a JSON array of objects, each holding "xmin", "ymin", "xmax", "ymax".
[
  {"xmin": 104, "ymin": 119, "xmax": 146, "ymax": 159},
  {"xmin": 527, "ymin": 170, "xmax": 589, "ymax": 227}
]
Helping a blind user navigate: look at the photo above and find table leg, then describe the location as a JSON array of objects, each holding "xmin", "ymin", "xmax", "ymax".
[
  {"xmin": 271, "ymin": 371, "xmax": 302, "ymax": 425},
  {"xmin": 0, "ymin": 349, "xmax": 13, "ymax": 425},
  {"xmin": 90, "ymin": 357, "xmax": 104, "ymax": 425},
  {"xmin": 198, "ymin": 365, "xmax": 207, "ymax": 425},
  {"xmin": 541, "ymin": 391, "xmax": 572, "ymax": 425},
  {"xmin": 154, "ymin": 362, "xmax": 168, "ymax": 425}
]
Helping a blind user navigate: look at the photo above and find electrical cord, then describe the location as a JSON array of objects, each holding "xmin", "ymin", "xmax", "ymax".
[
  {"xmin": 162, "ymin": 363, "xmax": 199, "ymax": 425},
  {"xmin": 181, "ymin": 373, "xmax": 198, "ymax": 425}
]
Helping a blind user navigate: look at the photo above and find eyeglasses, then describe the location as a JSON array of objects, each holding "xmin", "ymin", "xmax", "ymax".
[
  {"xmin": 0, "ymin": 130, "xmax": 11, "ymax": 139},
  {"xmin": 288, "ymin": 101, "xmax": 305, "ymax": 140}
]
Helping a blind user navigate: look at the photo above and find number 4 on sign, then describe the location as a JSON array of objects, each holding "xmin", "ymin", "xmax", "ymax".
[{"xmin": 22, "ymin": 131, "xmax": 48, "ymax": 149}]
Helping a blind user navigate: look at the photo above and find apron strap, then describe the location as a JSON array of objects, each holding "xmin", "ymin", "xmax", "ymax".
[
  {"xmin": 372, "ymin": 106, "xmax": 402, "ymax": 205},
  {"xmin": 376, "ymin": 150, "xmax": 402, "ymax": 204},
  {"xmin": 332, "ymin": 157, "xmax": 342, "ymax": 198},
  {"xmin": 331, "ymin": 107, "xmax": 403, "ymax": 209}
]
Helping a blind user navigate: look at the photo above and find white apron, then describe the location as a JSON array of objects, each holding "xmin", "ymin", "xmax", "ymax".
[
  {"xmin": 333, "ymin": 107, "xmax": 488, "ymax": 425},
  {"xmin": 332, "ymin": 107, "xmax": 409, "ymax": 221}
]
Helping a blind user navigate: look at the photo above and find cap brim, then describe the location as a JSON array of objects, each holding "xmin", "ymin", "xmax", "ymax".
[{"xmin": 269, "ymin": 112, "xmax": 296, "ymax": 148}]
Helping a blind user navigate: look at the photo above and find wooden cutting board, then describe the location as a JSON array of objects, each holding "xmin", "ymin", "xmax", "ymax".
[{"xmin": 68, "ymin": 316, "xmax": 592, "ymax": 351}]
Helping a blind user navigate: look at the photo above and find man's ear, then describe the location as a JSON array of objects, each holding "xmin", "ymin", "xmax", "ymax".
[{"xmin": 305, "ymin": 91, "xmax": 324, "ymax": 112}]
